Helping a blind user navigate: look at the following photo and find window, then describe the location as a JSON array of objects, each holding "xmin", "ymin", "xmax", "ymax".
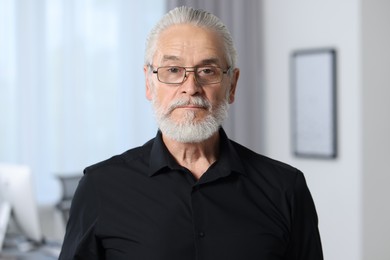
[{"xmin": 0, "ymin": 0, "xmax": 164, "ymax": 204}]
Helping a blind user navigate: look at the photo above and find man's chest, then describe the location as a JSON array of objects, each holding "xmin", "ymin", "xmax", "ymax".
[{"xmin": 97, "ymin": 175, "xmax": 291, "ymax": 260}]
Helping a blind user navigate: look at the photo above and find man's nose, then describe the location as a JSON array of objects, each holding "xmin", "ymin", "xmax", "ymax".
[{"xmin": 180, "ymin": 71, "xmax": 202, "ymax": 95}]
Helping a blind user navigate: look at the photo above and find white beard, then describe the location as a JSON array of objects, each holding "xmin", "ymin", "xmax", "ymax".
[{"xmin": 152, "ymin": 96, "xmax": 229, "ymax": 143}]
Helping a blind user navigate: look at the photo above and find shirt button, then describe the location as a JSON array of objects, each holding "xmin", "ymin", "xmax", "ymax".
[{"xmin": 199, "ymin": 232, "xmax": 205, "ymax": 238}]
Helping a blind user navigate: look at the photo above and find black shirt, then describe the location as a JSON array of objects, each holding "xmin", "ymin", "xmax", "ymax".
[{"xmin": 59, "ymin": 129, "xmax": 323, "ymax": 260}]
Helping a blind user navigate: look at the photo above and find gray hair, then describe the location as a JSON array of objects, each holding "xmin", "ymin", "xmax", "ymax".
[{"xmin": 144, "ymin": 6, "xmax": 237, "ymax": 70}]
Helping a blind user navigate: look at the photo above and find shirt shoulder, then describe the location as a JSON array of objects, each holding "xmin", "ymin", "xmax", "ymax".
[
  {"xmin": 84, "ymin": 138, "xmax": 155, "ymax": 177},
  {"xmin": 229, "ymin": 140, "xmax": 301, "ymax": 187}
]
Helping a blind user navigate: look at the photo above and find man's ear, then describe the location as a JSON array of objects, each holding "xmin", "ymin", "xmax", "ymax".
[
  {"xmin": 144, "ymin": 65, "xmax": 153, "ymax": 101},
  {"xmin": 228, "ymin": 68, "xmax": 240, "ymax": 104}
]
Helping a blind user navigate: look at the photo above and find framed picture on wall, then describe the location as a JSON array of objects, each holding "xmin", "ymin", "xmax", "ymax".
[{"xmin": 291, "ymin": 48, "xmax": 337, "ymax": 159}]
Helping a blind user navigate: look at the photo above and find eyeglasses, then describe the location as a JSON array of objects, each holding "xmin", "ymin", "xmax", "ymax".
[{"xmin": 151, "ymin": 66, "xmax": 230, "ymax": 85}]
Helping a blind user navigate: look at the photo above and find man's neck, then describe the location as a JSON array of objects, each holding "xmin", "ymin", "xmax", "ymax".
[{"xmin": 162, "ymin": 132, "xmax": 220, "ymax": 180}]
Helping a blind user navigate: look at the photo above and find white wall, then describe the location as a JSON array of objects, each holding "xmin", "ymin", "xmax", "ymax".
[
  {"xmin": 362, "ymin": 0, "xmax": 390, "ymax": 259},
  {"xmin": 262, "ymin": 1, "xmax": 390, "ymax": 259},
  {"xmin": 262, "ymin": 1, "xmax": 363, "ymax": 259}
]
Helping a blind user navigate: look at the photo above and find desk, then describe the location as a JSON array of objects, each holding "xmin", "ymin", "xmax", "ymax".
[
  {"xmin": 0, "ymin": 243, "xmax": 60, "ymax": 260},
  {"xmin": 0, "ymin": 251, "xmax": 55, "ymax": 260}
]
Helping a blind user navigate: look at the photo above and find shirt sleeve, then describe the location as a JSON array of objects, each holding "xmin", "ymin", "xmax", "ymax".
[
  {"xmin": 286, "ymin": 171, "xmax": 324, "ymax": 260},
  {"xmin": 58, "ymin": 170, "xmax": 104, "ymax": 259}
]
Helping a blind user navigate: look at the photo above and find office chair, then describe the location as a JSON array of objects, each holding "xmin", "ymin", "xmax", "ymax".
[{"xmin": 55, "ymin": 174, "xmax": 82, "ymax": 225}]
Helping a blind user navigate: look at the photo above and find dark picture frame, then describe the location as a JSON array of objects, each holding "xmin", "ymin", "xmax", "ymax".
[{"xmin": 291, "ymin": 48, "xmax": 337, "ymax": 159}]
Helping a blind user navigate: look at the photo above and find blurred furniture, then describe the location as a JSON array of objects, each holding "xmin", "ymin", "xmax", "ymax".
[{"xmin": 55, "ymin": 174, "xmax": 82, "ymax": 225}]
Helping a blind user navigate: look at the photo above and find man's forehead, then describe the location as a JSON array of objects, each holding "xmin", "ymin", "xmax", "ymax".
[
  {"xmin": 157, "ymin": 25, "xmax": 223, "ymax": 49},
  {"xmin": 152, "ymin": 25, "xmax": 227, "ymax": 65}
]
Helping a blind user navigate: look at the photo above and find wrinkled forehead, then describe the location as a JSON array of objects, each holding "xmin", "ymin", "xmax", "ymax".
[{"xmin": 153, "ymin": 24, "xmax": 228, "ymax": 67}]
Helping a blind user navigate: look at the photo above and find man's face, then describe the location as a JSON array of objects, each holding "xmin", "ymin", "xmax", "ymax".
[{"xmin": 144, "ymin": 24, "xmax": 239, "ymax": 142}]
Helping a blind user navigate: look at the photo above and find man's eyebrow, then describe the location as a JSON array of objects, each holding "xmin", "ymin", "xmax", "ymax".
[
  {"xmin": 161, "ymin": 55, "xmax": 180, "ymax": 62},
  {"xmin": 199, "ymin": 58, "xmax": 221, "ymax": 65},
  {"xmin": 160, "ymin": 56, "xmax": 222, "ymax": 66}
]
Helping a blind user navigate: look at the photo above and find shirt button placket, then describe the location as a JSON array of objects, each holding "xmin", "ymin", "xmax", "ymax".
[{"xmin": 191, "ymin": 185, "xmax": 206, "ymax": 259}]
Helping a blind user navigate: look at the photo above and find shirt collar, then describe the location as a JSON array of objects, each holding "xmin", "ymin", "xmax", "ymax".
[
  {"xmin": 148, "ymin": 128, "xmax": 246, "ymax": 178},
  {"xmin": 147, "ymin": 131, "xmax": 176, "ymax": 176}
]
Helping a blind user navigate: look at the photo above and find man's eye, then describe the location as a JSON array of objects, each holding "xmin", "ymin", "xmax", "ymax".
[
  {"xmin": 199, "ymin": 67, "xmax": 216, "ymax": 75},
  {"xmin": 167, "ymin": 67, "xmax": 181, "ymax": 73}
]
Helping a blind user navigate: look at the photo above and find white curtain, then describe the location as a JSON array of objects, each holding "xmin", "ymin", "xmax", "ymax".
[
  {"xmin": 0, "ymin": 0, "xmax": 164, "ymax": 204},
  {"xmin": 166, "ymin": 0, "xmax": 265, "ymax": 154}
]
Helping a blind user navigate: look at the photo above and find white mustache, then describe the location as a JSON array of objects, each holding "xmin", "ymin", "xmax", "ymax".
[{"xmin": 167, "ymin": 97, "xmax": 211, "ymax": 114}]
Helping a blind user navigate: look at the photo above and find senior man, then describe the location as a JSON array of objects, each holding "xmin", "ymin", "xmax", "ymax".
[{"xmin": 59, "ymin": 6, "xmax": 323, "ymax": 260}]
